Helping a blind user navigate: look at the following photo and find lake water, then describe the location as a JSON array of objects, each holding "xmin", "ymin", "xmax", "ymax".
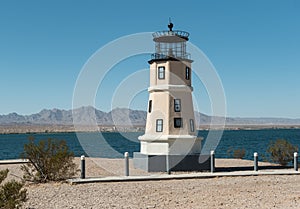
[{"xmin": 0, "ymin": 129, "xmax": 300, "ymax": 161}]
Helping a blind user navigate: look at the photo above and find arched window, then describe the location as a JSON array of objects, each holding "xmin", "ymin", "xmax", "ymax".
[
  {"xmin": 185, "ymin": 67, "xmax": 190, "ymax": 80},
  {"xmin": 174, "ymin": 99, "xmax": 181, "ymax": 112},
  {"xmin": 158, "ymin": 66, "xmax": 165, "ymax": 79},
  {"xmin": 190, "ymin": 119, "xmax": 195, "ymax": 132},
  {"xmin": 156, "ymin": 119, "xmax": 163, "ymax": 132},
  {"xmin": 148, "ymin": 100, "xmax": 152, "ymax": 113},
  {"xmin": 174, "ymin": 118, "xmax": 183, "ymax": 128}
]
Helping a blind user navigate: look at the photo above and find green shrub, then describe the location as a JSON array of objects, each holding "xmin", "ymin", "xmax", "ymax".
[
  {"xmin": 267, "ymin": 139, "xmax": 298, "ymax": 166},
  {"xmin": 0, "ymin": 169, "xmax": 8, "ymax": 184},
  {"xmin": 0, "ymin": 169, "xmax": 27, "ymax": 209},
  {"xmin": 227, "ymin": 147, "xmax": 246, "ymax": 159},
  {"xmin": 21, "ymin": 137, "xmax": 78, "ymax": 183}
]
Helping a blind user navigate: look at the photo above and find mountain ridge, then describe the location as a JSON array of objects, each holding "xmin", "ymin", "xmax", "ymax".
[{"xmin": 1, "ymin": 106, "xmax": 300, "ymax": 126}]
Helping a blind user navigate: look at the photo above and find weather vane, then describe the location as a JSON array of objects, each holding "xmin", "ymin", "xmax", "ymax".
[{"xmin": 168, "ymin": 17, "xmax": 173, "ymax": 31}]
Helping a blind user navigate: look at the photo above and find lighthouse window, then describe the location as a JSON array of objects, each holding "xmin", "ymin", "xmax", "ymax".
[
  {"xmin": 186, "ymin": 67, "xmax": 190, "ymax": 80},
  {"xmin": 174, "ymin": 99, "xmax": 181, "ymax": 112},
  {"xmin": 148, "ymin": 100, "xmax": 152, "ymax": 113},
  {"xmin": 158, "ymin": 66, "xmax": 165, "ymax": 79},
  {"xmin": 174, "ymin": 118, "xmax": 183, "ymax": 128},
  {"xmin": 156, "ymin": 119, "xmax": 163, "ymax": 132},
  {"xmin": 190, "ymin": 119, "xmax": 195, "ymax": 132}
]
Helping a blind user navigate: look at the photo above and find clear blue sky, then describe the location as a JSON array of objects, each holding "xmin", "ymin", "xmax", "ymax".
[{"xmin": 0, "ymin": 0, "xmax": 299, "ymax": 118}]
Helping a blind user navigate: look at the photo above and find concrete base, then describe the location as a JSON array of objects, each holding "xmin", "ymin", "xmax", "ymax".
[
  {"xmin": 139, "ymin": 135, "xmax": 202, "ymax": 155},
  {"xmin": 133, "ymin": 152, "xmax": 210, "ymax": 172}
]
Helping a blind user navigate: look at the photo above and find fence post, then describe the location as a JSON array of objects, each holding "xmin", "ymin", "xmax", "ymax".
[
  {"xmin": 125, "ymin": 152, "xmax": 129, "ymax": 176},
  {"xmin": 294, "ymin": 152, "xmax": 298, "ymax": 171},
  {"xmin": 80, "ymin": 155, "xmax": 85, "ymax": 179},
  {"xmin": 211, "ymin": 150, "xmax": 215, "ymax": 173},
  {"xmin": 254, "ymin": 152, "xmax": 258, "ymax": 171},
  {"xmin": 166, "ymin": 154, "xmax": 171, "ymax": 175}
]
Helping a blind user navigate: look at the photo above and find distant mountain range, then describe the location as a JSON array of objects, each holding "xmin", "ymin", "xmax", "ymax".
[{"xmin": 1, "ymin": 106, "xmax": 300, "ymax": 126}]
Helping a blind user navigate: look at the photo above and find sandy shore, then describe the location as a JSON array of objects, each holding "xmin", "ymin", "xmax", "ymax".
[{"xmin": 1, "ymin": 158, "xmax": 300, "ymax": 209}]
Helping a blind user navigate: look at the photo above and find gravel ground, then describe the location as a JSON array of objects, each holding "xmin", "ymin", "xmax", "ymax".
[{"xmin": 1, "ymin": 158, "xmax": 300, "ymax": 209}]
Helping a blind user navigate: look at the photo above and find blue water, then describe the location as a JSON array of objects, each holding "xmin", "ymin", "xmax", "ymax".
[
  {"xmin": 200, "ymin": 129, "xmax": 300, "ymax": 161},
  {"xmin": 0, "ymin": 129, "xmax": 299, "ymax": 161}
]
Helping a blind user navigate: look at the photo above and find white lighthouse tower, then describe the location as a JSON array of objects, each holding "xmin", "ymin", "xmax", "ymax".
[{"xmin": 134, "ymin": 22, "xmax": 209, "ymax": 171}]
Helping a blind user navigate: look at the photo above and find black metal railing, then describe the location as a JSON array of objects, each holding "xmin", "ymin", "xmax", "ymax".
[
  {"xmin": 153, "ymin": 30, "xmax": 189, "ymax": 39},
  {"xmin": 151, "ymin": 53, "xmax": 191, "ymax": 60}
]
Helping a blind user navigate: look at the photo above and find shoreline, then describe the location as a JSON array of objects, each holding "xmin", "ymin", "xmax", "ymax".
[{"xmin": 0, "ymin": 124, "xmax": 300, "ymax": 134}]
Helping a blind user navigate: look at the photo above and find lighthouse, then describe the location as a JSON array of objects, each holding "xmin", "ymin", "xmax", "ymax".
[{"xmin": 134, "ymin": 22, "xmax": 209, "ymax": 172}]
